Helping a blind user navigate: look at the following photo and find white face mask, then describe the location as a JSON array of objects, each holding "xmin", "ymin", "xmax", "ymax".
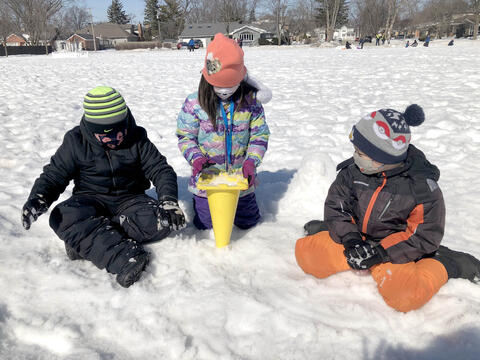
[{"xmin": 214, "ymin": 84, "xmax": 240, "ymax": 100}]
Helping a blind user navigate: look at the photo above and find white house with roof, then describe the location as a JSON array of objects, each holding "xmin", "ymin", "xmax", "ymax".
[
  {"xmin": 333, "ymin": 26, "xmax": 356, "ymax": 41},
  {"xmin": 178, "ymin": 22, "xmax": 268, "ymax": 47}
]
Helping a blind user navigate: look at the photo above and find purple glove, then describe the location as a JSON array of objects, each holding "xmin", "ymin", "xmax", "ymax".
[
  {"xmin": 242, "ymin": 159, "xmax": 256, "ymax": 187},
  {"xmin": 192, "ymin": 156, "xmax": 213, "ymax": 177}
]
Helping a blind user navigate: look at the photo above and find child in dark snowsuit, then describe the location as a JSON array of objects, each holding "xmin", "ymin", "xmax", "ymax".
[
  {"xmin": 296, "ymin": 105, "xmax": 480, "ymax": 312},
  {"xmin": 176, "ymin": 33, "xmax": 271, "ymax": 230},
  {"xmin": 21, "ymin": 86, "xmax": 186, "ymax": 287}
]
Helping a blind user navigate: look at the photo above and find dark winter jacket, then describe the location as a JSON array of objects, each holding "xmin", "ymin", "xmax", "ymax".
[
  {"xmin": 324, "ymin": 145, "xmax": 445, "ymax": 264},
  {"xmin": 28, "ymin": 110, "xmax": 178, "ymax": 205}
]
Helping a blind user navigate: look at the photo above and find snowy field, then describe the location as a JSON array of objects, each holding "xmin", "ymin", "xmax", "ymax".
[{"xmin": 1, "ymin": 39, "xmax": 480, "ymax": 359}]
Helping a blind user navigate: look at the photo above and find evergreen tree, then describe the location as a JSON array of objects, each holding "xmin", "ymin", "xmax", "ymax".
[
  {"xmin": 107, "ymin": 0, "xmax": 130, "ymax": 25},
  {"xmin": 158, "ymin": 0, "xmax": 184, "ymax": 39},
  {"xmin": 144, "ymin": 0, "xmax": 159, "ymax": 34},
  {"xmin": 316, "ymin": 0, "xmax": 350, "ymax": 41}
]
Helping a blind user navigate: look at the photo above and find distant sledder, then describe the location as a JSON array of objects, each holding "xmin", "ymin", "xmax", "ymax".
[
  {"xmin": 21, "ymin": 86, "xmax": 186, "ymax": 288},
  {"xmin": 296, "ymin": 104, "xmax": 480, "ymax": 312}
]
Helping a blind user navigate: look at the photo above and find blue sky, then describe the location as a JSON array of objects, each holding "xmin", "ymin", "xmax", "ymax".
[{"xmin": 84, "ymin": 0, "xmax": 145, "ymax": 23}]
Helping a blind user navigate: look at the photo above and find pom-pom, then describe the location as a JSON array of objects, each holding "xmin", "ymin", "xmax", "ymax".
[{"xmin": 404, "ymin": 104, "xmax": 424, "ymax": 126}]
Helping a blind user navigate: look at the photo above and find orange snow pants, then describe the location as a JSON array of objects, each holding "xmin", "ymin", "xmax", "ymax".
[{"xmin": 295, "ymin": 231, "xmax": 448, "ymax": 312}]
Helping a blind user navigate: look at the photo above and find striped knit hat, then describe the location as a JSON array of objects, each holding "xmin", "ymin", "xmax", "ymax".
[{"xmin": 83, "ymin": 86, "xmax": 128, "ymax": 133}]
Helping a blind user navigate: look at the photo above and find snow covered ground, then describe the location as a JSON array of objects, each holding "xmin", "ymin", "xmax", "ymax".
[{"xmin": 1, "ymin": 39, "xmax": 480, "ymax": 359}]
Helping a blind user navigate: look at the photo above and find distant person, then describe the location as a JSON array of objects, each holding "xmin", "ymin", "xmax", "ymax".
[
  {"xmin": 296, "ymin": 105, "xmax": 480, "ymax": 312},
  {"xmin": 375, "ymin": 33, "xmax": 381, "ymax": 46},
  {"xmin": 411, "ymin": 39, "xmax": 418, "ymax": 47},
  {"xmin": 345, "ymin": 41, "xmax": 352, "ymax": 49},
  {"xmin": 381, "ymin": 35, "xmax": 386, "ymax": 45},
  {"xmin": 237, "ymin": 38, "xmax": 243, "ymax": 48},
  {"xmin": 405, "ymin": 40, "xmax": 410, "ymax": 48},
  {"xmin": 448, "ymin": 39, "xmax": 454, "ymax": 46},
  {"xmin": 358, "ymin": 37, "xmax": 365, "ymax": 49},
  {"xmin": 423, "ymin": 35, "xmax": 431, "ymax": 47},
  {"xmin": 21, "ymin": 86, "xmax": 186, "ymax": 288},
  {"xmin": 188, "ymin": 38, "xmax": 195, "ymax": 52}
]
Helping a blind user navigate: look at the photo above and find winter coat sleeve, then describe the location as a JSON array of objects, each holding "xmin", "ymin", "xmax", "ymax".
[
  {"xmin": 324, "ymin": 168, "xmax": 362, "ymax": 244},
  {"xmin": 138, "ymin": 130, "xmax": 178, "ymax": 202},
  {"xmin": 28, "ymin": 132, "xmax": 77, "ymax": 206},
  {"xmin": 380, "ymin": 179, "xmax": 445, "ymax": 263},
  {"xmin": 245, "ymin": 98, "xmax": 269, "ymax": 167},
  {"xmin": 176, "ymin": 98, "xmax": 204, "ymax": 165}
]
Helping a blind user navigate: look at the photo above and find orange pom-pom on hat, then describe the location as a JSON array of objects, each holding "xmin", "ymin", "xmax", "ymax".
[{"xmin": 202, "ymin": 33, "xmax": 247, "ymax": 87}]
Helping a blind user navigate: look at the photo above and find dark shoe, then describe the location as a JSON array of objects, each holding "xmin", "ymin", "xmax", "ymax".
[
  {"xmin": 116, "ymin": 253, "xmax": 150, "ymax": 288},
  {"xmin": 434, "ymin": 245, "xmax": 480, "ymax": 283},
  {"xmin": 304, "ymin": 220, "xmax": 328, "ymax": 236},
  {"xmin": 65, "ymin": 243, "xmax": 82, "ymax": 261}
]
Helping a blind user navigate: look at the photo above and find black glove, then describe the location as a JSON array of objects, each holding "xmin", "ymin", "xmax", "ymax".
[
  {"xmin": 158, "ymin": 200, "xmax": 186, "ymax": 231},
  {"xmin": 304, "ymin": 220, "xmax": 328, "ymax": 236},
  {"xmin": 344, "ymin": 240, "xmax": 389, "ymax": 270},
  {"xmin": 21, "ymin": 196, "xmax": 49, "ymax": 230}
]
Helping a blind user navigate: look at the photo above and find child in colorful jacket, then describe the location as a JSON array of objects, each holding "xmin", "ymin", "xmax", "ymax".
[
  {"xmin": 21, "ymin": 86, "xmax": 186, "ymax": 288},
  {"xmin": 296, "ymin": 105, "xmax": 480, "ymax": 312},
  {"xmin": 176, "ymin": 33, "xmax": 271, "ymax": 230}
]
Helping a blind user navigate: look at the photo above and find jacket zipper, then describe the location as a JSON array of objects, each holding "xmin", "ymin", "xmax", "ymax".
[
  {"xmin": 105, "ymin": 150, "xmax": 117, "ymax": 192},
  {"xmin": 378, "ymin": 197, "xmax": 393, "ymax": 220},
  {"xmin": 362, "ymin": 173, "xmax": 387, "ymax": 234}
]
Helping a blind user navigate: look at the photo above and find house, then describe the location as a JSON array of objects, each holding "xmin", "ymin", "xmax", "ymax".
[
  {"xmin": 6, "ymin": 34, "xmax": 27, "ymax": 46},
  {"xmin": 230, "ymin": 25, "xmax": 268, "ymax": 46},
  {"xmin": 333, "ymin": 26, "xmax": 356, "ymax": 41},
  {"xmin": 66, "ymin": 33, "xmax": 98, "ymax": 51},
  {"xmin": 179, "ymin": 22, "xmax": 270, "ymax": 47},
  {"xmin": 78, "ymin": 22, "xmax": 138, "ymax": 48}
]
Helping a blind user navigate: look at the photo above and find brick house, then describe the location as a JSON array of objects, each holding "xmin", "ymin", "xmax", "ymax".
[
  {"xmin": 66, "ymin": 34, "xmax": 98, "ymax": 51},
  {"xmin": 6, "ymin": 34, "xmax": 27, "ymax": 46}
]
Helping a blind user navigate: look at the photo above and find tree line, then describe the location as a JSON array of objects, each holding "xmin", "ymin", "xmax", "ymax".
[{"xmin": 1, "ymin": 0, "xmax": 478, "ymax": 52}]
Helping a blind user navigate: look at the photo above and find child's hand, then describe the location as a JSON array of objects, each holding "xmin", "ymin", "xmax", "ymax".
[
  {"xmin": 158, "ymin": 200, "xmax": 186, "ymax": 231},
  {"xmin": 242, "ymin": 159, "xmax": 256, "ymax": 187},
  {"xmin": 192, "ymin": 157, "xmax": 214, "ymax": 177},
  {"xmin": 21, "ymin": 196, "xmax": 49, "ymax": 230}
]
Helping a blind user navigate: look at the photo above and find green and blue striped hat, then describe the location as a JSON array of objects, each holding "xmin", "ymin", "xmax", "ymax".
[{"xmin": 83, "ymin": 86, "xmax": 128, "ymax": 131}]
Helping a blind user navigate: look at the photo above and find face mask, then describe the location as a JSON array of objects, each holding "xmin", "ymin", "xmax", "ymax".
[
  {"xmin": 214, "ymin": 84, "xmax": 240, "ymax": 100},
  {"xmin": 353, "ymin": 151, "xmax": 384, "ymax": 175},
  {"xmin": 94, "ymin": 129, "xmax": 127, "ymax": 149}
]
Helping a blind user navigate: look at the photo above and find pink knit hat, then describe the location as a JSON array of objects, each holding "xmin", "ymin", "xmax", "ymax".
[{"xmin": 202, "ymin": 33, "xmax": 247, "ymax": 87}]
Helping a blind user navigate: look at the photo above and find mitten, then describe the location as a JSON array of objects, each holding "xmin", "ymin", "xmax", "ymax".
[
  {"xmin": 242, "ymin": 159, "xmax": 256, "ymax": 187},
  {"xmin": 158, "ymin": 200, "xmax": 186, "ymax": 231},
  {"xmin": 192, "ymin": 156, "xmax": 214, "ymax": 177},
  {"xmin": 21, "ymin": 196, "xmax": 49, "ymax": 230}
]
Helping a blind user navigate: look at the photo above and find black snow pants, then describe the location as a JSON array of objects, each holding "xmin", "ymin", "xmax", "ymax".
[{"xmin": 49, "ymin": 193, "xmax": 170, "ymax": 274}]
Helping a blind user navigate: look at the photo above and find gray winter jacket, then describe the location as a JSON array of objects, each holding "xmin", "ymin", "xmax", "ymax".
[{"xmin": 324, "ymin": 145, "xmax": 445, "ymax": 264}]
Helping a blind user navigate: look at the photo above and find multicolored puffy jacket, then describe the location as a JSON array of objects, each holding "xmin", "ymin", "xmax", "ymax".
[
  {"xmin": 324, "ymin": 145, "xmax": 445, "ymax": 264},
  {"xmin": 176, "ymin": 91, "xmax": 269, "ymax": 197}
]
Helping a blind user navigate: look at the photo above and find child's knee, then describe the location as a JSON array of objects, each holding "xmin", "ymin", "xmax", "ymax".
[{"xmin": 295, "ymin": 236, "xmax": 330, "ymax": 279}]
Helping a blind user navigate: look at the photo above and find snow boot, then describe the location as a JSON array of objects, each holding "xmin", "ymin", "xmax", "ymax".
[
  {"xmin": 434, "ymin": 245, "xmax": 480, "ymax": 283},
  {"xmin": 65, "ymin": 243, "xmax": 83, "ymax": 261},
  {"xmin": 304, "ymin": 220, "xmax": 328, "ymax": 236},
  {"xmin": 116, "ymin": 252, "xmax": 150, "ymax": 288}
]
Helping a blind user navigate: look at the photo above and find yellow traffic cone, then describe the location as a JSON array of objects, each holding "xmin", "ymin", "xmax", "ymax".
[{"xmin": 197, "ymin": 172, "xmax": 249, "ymax": 248}]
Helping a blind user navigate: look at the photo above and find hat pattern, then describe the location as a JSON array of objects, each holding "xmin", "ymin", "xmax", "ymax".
[{"xmin": 205, "ymin": 53, "xmax": 222, "ymax": 75}]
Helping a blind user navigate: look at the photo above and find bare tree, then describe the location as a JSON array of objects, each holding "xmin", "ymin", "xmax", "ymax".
[
  {"xmin": 288, "ymin": 0, "xmax": 317, "ymax": 39},
  {"xmin": 63, "ymin": 4, "xmax": 89, "ymax": 32},
  {"xmin": 266, "ymin": 0, "xmax": 289, "ymax": 45},
  {"xmin": 384, "ymin": 0, "xmax": 401, "ymax": 40},
  {"xmin": 316, "ymin": 0, "xmax": 349, "ymax": 41},
  {"xmin": 6, "ymin": 0, "xmax": 63, "ymax": 47},
  {"xmin": 0, "ymin": 3, "xmax": 16, "ymax": 56},
  {"xmin": 471, "ymin": 0, "xmax": 479, "ymax": 40}
]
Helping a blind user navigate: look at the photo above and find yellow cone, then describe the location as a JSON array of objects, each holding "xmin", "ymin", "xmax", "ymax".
[{"xmin": 197, "ymin": 172, "xmax": 249, "ymax": 248}]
